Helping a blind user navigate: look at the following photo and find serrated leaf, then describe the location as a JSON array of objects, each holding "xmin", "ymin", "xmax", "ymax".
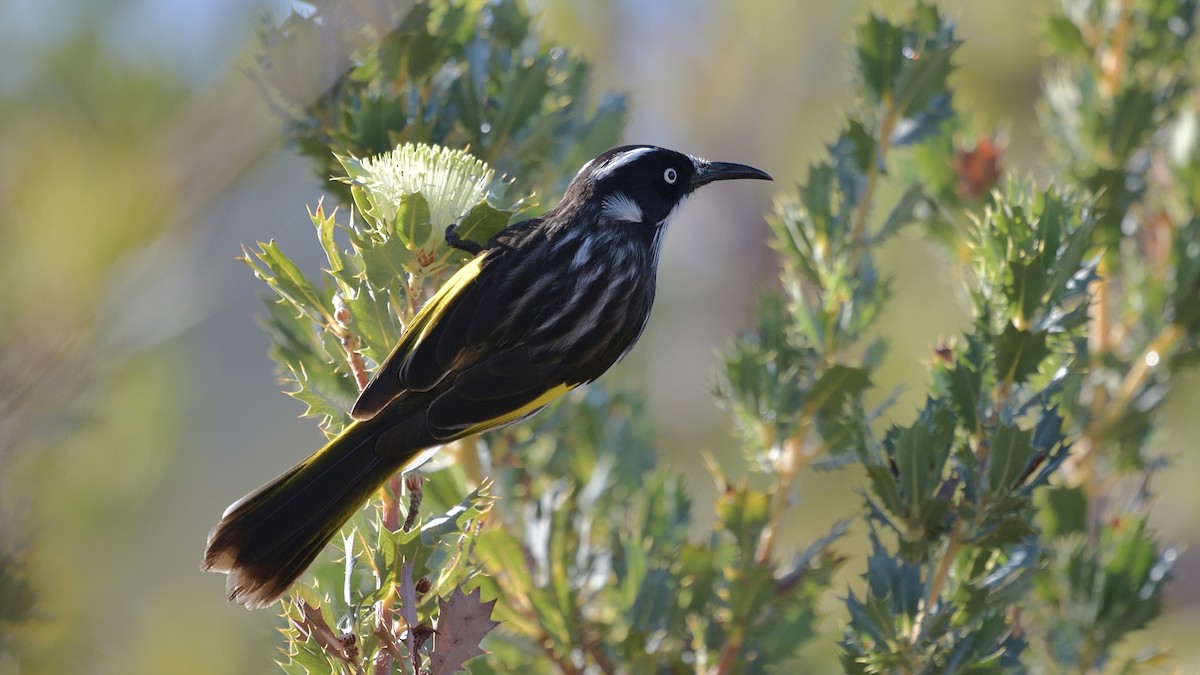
[
  {"xmin": 1106, "ymin": 84, "xmax": 1157, "ymax": 160},
  {"xmin": 1043, "ymin": 15, "xmax": 1089, "ymax": 57},
  {"xmin": 247, "ymin": 240, "xmax": 332, "ymax": 326},
  {"xmin": 863, "ymin": 529, "xmax": 923, "ymax": 619},
  {"xmin": 1007, "ymin": 256, "xmax": 1047, "ymax": 329},
  {"xmin": 995, "ymin": 323, "xmax": 1049, "ymax": 386},
  {"xmin": 972, "ymin": 514, "xmax": 1036, "ymax": 548},
  {"xmin": 339, "ymin": 286, "xmax": 402, "ymax": 366},
  {"xmin": 875, "ymin": 185, "xmax": 926, "ymax": 241},
  {"xmin": 829, "ymin": 119, "xmax": 874, "ymax": 204},
  {"xmin": 856, "ymin": 14, "xmax": 905, "ymax": 103},
  {"xmin": 1038, "ymin": 486, "xmax": 1087, "ymax": 536},
  {"xmin": 358, "ymin": 233, "xmax": 418, "ymax": 291},
  {"xmin": 715, "ymin": 482, "xmax": 771, "ymax": 552},
  {"xmin": 430, "ymin": 587, "xmax": 500, "ymax": 674},
  {"xmin": 891, "ymin": 91, "xmax": 954, "ymax": 147},
  {"xmin": 395, "ymin": 191, "xmax": 433, "ymax": 250},
  {"xmin": 862, "ymin": 464, "xmax": 905, "ymax": 521},
  {"xmin": 288, "ymin": 599, "xmax": 357, "ymax": 666},
  {"xmin": 987, "ymin": 423, "xmax": 1037, "ymax": 494},
  {"xmin": 885, "ymin": 399, "xmax": 955, "ymax": 516},
  {"xmin": 310, "ymin": 201, "xmax": 344, "ymax": 274},
  {"xmin": 285, "ymin": 362, "xmax": 352, "ymax": 430},
  {"xmin": 780, "ymin": 520, "xmax": 850, "ymax": 585},
  {"xmin": 807, "ymin": 364, "xmax": 871, "ymax": 414},
  {"xmin": 473, "ymin": 530, "xmax": 531, "ymax": 597},
  {"xmin": 449, "ymin": 201, "xmax": 514, "ymax": 253},
  {"xmin": 946, "ymin": 354, "xmax": 984, "ymax": 435}
]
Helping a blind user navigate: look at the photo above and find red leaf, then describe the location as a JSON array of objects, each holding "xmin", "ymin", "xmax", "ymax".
[{"xmin": 428, "ymin": 587, "xmax": 501, "ymax": 674}]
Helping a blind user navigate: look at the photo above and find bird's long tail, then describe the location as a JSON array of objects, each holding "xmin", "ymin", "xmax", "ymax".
[{"xmin": 202, "ymin": 419, "xmax": 416, "ymax": 609}]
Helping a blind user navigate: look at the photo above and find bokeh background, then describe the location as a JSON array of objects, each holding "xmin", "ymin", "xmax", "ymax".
[{"xmin": 1, "ymin": 0, "xmax": 1197, "ymax": 673}]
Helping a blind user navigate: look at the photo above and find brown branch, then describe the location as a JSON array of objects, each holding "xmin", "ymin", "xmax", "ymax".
[
  {"xmin": 372, "ymin": 602, "xmax": 405, "ymax": 674},
  {"xmin": 909, "ymin": 518, "xmax": 966, "ymax": 644},
  {"xmin": 850, "ymin": 100, "xmax": 899, "ymax": 255},
  {"xmin": 755, "ymin": 430, "xmax": 814, "ymax": 564},
  {"xmin": 383, "ymin": 473, "xmax": 403, "ymax": 533},
  {"xmin": 402, "ymin": 472, "xmax": 423, "ymax": 533},
  {"xmin": 332, "ymin": 293, "xmax": 372, "ymax": 391},
  {"xmin": 712, "ymin": 630, "xmax": 744, "ymax": 675},
  {"xmin": 1098, "ymin": 0, "xmax": 1133, "ymax": 100}
]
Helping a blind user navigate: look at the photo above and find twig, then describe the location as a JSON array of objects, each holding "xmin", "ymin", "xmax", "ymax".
[
  {"xmin": 909, "ymin": 518, "xmax": 966, "ymax": 644},
  {"xmin": 1070, "ymin": 323, "xmax": 1185, "ymax": 493},
  {"xmin": 582, "ymin": 631, "xmax": 618, "ymax": 675},
  {"xmin": 383, "ymin": 473, "xmax": 403, "ymax": 533},
  {"xmin": 373, "ymin": 602, "xmax": 405, "ymax": 673},
  {"xmin": 755, "ymin": 431, "xmax": 812, "ymax": 564},
  {"xmin": 850, "ymin": 101, "xmax": 899, "ymax": 258},
  {"xmin": 333, "ymin": 293, "xmax": 372, "ymax": 391},
  {"xmin": 1098, "ymin": 0, "xmax": 1132, "ymax": 99},
  {"xmin": 712, "ymin": 633, "xmax": 742, "ymax": 675},
  {"xmin": 400, "ymin": 562, "xmax": 420, "ymax": 673},
  {"xmin": 403, "ymin": 472, "xmax": 423, "ymax": 533}
]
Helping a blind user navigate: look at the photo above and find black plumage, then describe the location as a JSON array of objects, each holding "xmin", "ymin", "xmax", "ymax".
[{"xmin": 203, "ymin": 145, "xmax": 770, "ymax": 608}]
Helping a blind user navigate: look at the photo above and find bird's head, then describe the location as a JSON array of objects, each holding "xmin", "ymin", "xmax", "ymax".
[{"xmin": 564, "ymin": 145, "xmax": 772, "ymax": 227}]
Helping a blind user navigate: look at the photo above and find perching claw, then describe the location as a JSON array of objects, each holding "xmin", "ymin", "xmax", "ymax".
[{"xmin": 445, "ymin": 222, "xmax": 483, "ymax": 255}]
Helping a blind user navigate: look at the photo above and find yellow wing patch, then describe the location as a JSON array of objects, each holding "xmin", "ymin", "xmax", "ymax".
[
  {"xmin": 462, "ymin": 382, "xmax": 575, "ymax": 437},
  {"xmin": 352, "ymin": 256, "xmax": 487, "ymax": 420},
  {"xmin": 400, "ymin": 256, "xmax": 486, "ymax": 357}
]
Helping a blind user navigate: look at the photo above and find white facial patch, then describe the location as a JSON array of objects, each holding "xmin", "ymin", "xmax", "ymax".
[
  {"xmin": 662, "ymin": 195, "xmax": 688, "ymax": 228},
  {"xmin": 601, "ymin": 192, "xmax": 644, "ymax": 223},
  {"xmin": 593, "ymin": 147, "xmax": 656, "ymax": 180}
]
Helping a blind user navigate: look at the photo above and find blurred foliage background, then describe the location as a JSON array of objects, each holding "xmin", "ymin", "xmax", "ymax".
[{"xmin": 1, "ymin": 0, "xmax": 1198, "ymax": 673}]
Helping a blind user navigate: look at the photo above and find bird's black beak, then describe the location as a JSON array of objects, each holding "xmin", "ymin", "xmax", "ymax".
[{"xmin": 690, "ymin": 160, "xmax": 773, "ymax": 189}]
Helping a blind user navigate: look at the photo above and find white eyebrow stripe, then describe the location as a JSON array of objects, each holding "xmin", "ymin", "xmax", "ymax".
[
  {"xmin": 574, "ymin": 156, "xmax": 599, "ymax": 178},
  {"xmin": 592, "ymin": 147, "xmax": 656, "ymax": 180},
  {"xmin": 601, "ymin": 192, "xmax": 644, "ymax": 223}
]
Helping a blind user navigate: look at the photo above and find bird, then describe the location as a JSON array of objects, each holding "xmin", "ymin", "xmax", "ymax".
[{"xmin": 202, "ymin": 145, "xmax": 772, "ymax": 608}]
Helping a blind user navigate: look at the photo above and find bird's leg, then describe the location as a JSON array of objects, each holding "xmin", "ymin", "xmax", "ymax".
[{"xmin": 444, "ymin": 223, "xmax": 483, "ymax": 255}]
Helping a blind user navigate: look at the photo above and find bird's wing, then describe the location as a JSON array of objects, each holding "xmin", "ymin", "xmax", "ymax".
[
  {"xmin": 425, "ymin": 346, "xmax": 578, "ymax": 440},
  {"xmin": 350, "ymin": 255, "xmax": 487, "ymax": 420}
]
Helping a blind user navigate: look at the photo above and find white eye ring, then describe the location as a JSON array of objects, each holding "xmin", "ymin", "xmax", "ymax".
[{"xmin": 664, "ymin": 167, "xmax": 678, "ymax": 184}]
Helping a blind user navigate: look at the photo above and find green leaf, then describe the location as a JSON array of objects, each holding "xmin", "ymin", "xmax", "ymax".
[
  {"xmin": 886, "ymin": 398, "xmax": 955, "ymax": 516},
  {"xmin": 472, "ymin": 529, "xmax": 533, "ymax": 611},
  {"xmin": 893, "ymin": 43, "xmax": 957, "ymax": 122},
  {"xmin": 247, "ymin": 240, "xmax": 332, "ymax": 326},
  {"xmin": 875, "ymin": 185, "xmax": 927, "ymax": 241},
  {"xmin": 394, "ymin": 191, "xmax": 432, "ymax": 250},
  {"xmin": 1009, "ymin": 261, "xmax": 1047, "ymax": 332},
  {"xmin": 1106, "ymin": 84, "xmax": 1157, "ymax": 161},
  {"xmin": 807, "ymin": 364, "xmax": 871, "ymax": 414},
  {"xmin": 830, "ymin": 119, "xmax": 875, "ymax": 203},
  {"xmin": 1043, "ymin": 15, "xmax": 1089, "ymax": 57},
  {"xmin": 715, "ymin": 481, "xmax": 771, "ymax": 554},
  {"xmin": 358, "ymin": 233, "xmax": 417, "ymax": 291},
  {"xmin": 863, "ymin": 465, "xmax": 905, "ymax": 519},
  {"xmin": 311, "ymin": 201, "xmax": 344, "ymax": 274},
  {"xmin": 1038, "ymin": 486, "xmax": 1088, "ymax": 536},
  {"xmin": 447, "ymin": 201, "xmax": 514, "ymax": 257},
  {"xmin": 856, "ymin": 14, "xmax": 905, "ymax": 103},
  {"xmin": 284, "ymin": 362, "xmax": 353, "ymax": 429},
  {"xmin": 945, "ymin": 335, "xmax": 987, "ymax": 434},
  {"xmin": 1098, "ymin": 519, "xmax": 1171, "ymax": 639},
  {"xmin": 987, "ymin": 423, "xmax": 1036, "ymax": 494},
  {"xmin": 994, "ymin": 323, "xmax": 1050, "ymax": 386},
  {"xmin": 339, "ymin": 285, "xmax": 402, "ymax": 366}
]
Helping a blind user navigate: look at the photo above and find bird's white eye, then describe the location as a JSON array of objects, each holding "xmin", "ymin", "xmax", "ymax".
[{"xmin": 664, "ymin": 167, "xmax": 678, "ymax": 184}]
